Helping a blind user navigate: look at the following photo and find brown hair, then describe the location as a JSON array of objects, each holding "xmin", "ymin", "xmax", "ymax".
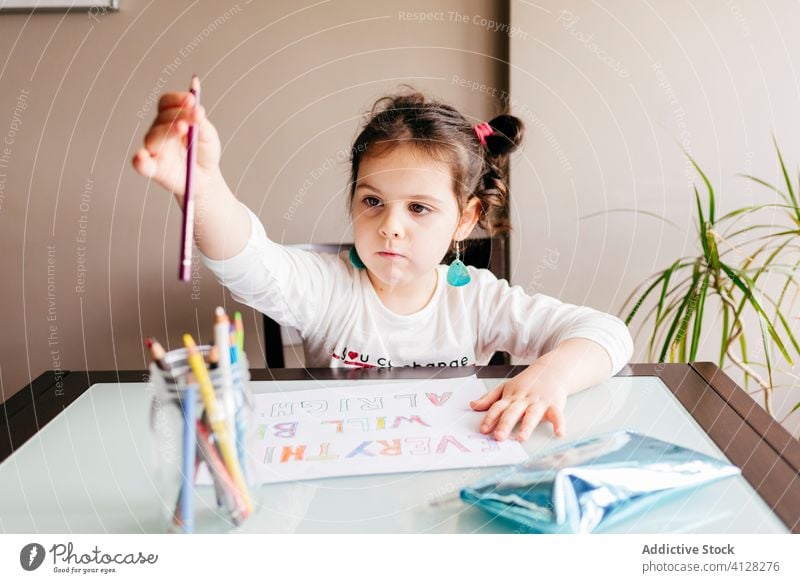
[{"xmin": 348, "ymin": 87, "xmax": 524, "ymax": 237}]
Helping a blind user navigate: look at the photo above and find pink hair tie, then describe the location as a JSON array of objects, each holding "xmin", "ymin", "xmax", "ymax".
[{"xmin": 473, "ymin": 122, "xmax": 494, "ymax": 146}]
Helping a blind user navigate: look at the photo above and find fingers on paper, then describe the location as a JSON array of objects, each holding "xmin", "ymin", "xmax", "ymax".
[
  {"xmin": 514, "ymin": 402, "xmax": 549, "ymax": 441},
  {"xmin": 544, "ymin": 406, "xmax": 566, "ymax": 438},
  {"xmin": 492, "ymin": 400, "xmax": 529, "ymax": 441},
  {"xmin": 478, "ymin": 398, "xmax": 508, "ymax": 433},
  {"xmin": 469, "ymin": 385, "xmax": 503, "ymax": 410}
]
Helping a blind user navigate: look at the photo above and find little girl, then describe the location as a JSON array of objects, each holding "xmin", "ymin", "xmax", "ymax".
[{"xmin": 132, "ymin": 87, "xmax": 633, "ymax": 443}]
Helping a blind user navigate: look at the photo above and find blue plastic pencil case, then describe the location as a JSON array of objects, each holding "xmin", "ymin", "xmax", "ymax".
[{"xmin": 460, "ymin": 430, "xmax": 741, "ymax": 533}]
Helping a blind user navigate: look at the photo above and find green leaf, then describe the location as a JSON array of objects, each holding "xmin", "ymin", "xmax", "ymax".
[
  {"xmin": 775, "ymin": 256, "xmax": 800, "ymax": 319},
  {"xmin": 579, "ymin": 208, "xmax": 682, "ymax": 230},
  {"xmin": 706, "ymin": 229, "xmax": 721, "ymax": 271},
  {"xmin": 726, "ymin": 291, "xmax": 771, "ymax": 398},
  {"xmin": 689, "ymin": 271, "xmax": 710, "ymax": 360},
  {"xmin": 655, "ymin": 259, "xmax": 683, "ymax": 324},
  {"xmin": 679, "ymin": 329, "xmax": 688, "ymax": 362},
  {"xmin": 739, "ymin": 333, "xmax": 749, "ymax": 391},
  {"xmin": 649, "ymin": 259, "xmax": 683, "ymax": 357},
  {"xmin": 767, "ymin": 229, "xmax": 800, "ymax": 237},
  {"xmin": 675, "ymin": 275, "xmax": 703, "ymax": 347},
  {"xmin": 720, "ymin": 262, "xmax": 793, "ymax": 366},
  {"xmin": 737, "ymin": 174, "xmax": 791, "ymax": 206},
  {"xmin": 718, "ymin": 203, "xmax": 797, "ymax": 222},
  {"xmin": 723, "ymin": 223, "xmax": 794, "ymax": 240},
  {"xmin": 624, "ymin": 271, "xmax": 668, "ymax": 326},
  {"xmin": 694, "ymin": 186, "xmax": 710, "ymax": 260},
  {"xmin": 719, "ymin": 298, "xmax": 729, "ymax": 367},
  {"xmin": 623, "ymin": 261, "xmax": 694, "ymax": 325},
  {"xmin": 632, "ymin": 274, "xmax": 695, "ymax": 361},
  {"xmin": 742, "ymin": 240, "xmax": 800, "ymax": 359},
  {"xmin": 773, "ymin": 135, "xmax": 800, "ymax": 223},
  {"xmin": 773, "ymin": 308, "xmax": 800, "ymax": 357},
  {"xmin": 660, "ymin": 262, "xmax": 702, "ymax": 362},
  {"xmin": 688, "ymin": 154, "xmax": 715, "ymax": 224},
  {"xmin": 738, "ymin": 237, "xmax": 786, "ymax": 274}
]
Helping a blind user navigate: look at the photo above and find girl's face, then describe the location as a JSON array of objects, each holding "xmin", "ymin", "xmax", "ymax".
[{"xmin": 351, "ymin": 144, "xmax": 479, "ymax": 289}]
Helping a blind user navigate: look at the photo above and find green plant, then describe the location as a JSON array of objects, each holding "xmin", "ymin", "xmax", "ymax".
[{"xmin": 605, "ymin": 140, "xmax": 800, "ymax": 431}]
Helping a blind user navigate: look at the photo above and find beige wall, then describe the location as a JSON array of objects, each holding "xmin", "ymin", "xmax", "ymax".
[
  {"xmin": 510, "ymin": 0, "xmax": 800, "ymax": 434},
  {"xmin": 0, "ymin": 0, "xmax": 509, "ymax": 401}
]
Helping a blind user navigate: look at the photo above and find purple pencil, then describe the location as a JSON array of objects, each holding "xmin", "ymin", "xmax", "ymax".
[{"xmin": 179, "ymin": 74, "xmax": 201, "ymax": 281}]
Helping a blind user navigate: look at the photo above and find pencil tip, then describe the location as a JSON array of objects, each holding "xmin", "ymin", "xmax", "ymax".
[{"xmin": 214, "ymin": 305, "xmax": 229, "ymax": 324}]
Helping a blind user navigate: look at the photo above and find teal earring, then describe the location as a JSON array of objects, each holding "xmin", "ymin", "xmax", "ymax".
[
  {"xmin": 349, "ymin": 246, "xmax": 365, "ymax": 269},
  {"xmin": 447, "ymin": 240, "xmax": 471, "ymax": 287}
]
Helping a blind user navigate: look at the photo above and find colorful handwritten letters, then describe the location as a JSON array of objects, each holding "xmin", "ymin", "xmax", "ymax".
[{"xmin": 236, "ymin": 375, "xmax": 527, "ymax": 484}]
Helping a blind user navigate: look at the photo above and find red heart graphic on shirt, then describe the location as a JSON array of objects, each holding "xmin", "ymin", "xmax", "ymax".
[{"xmin": 348, "ymin": 351, "xmax": 358, "ymax": 360}]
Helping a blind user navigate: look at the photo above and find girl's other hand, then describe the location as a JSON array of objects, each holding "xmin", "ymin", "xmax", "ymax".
[{"xmin": 469, "ymin": 364, "xmax": 568, "ymax": 442}]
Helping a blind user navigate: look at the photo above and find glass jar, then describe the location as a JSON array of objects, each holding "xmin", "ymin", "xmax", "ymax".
[{"xmin": 147, "ymin": 345, "xmax": 260, "ymax": 533}]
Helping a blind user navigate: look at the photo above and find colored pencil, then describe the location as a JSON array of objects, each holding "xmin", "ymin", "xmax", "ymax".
[
  {"xmin": 196, "ymin": 419, "xmax": 249, "ymax": 525},
  {"xmin": 179, "ymin": 381, "xmax": 197, "ymax": 532},
  {"xmin": 228, "ymin": 342, "xmax": 249, "ymax": 483},
  {"xmin": 183, "ymin": 333, "xmax": 252, "ymax": 512},
  {"xmin": 214, "ymin": 307, "xmax": 237, "ymax": 447},
  {"xmin": 179, "ymin": 74, "xmax": 201, "ymax": 281},
  {"xmin": 145, "ymin": 337, "xmax": 168, "ymax": 371},
  {"xmin": 233, "ymin": 311, "xmax": 244, "ymax": 353}
]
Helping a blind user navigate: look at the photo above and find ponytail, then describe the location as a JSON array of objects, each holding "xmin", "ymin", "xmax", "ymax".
[{"xmin": 473, "ymin": 114, "xmax": 525, "ymax": 236}]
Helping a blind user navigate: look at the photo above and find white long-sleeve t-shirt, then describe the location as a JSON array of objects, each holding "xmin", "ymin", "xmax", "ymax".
[{"xmin": 200, "ymin": 206, "xmax": 634, "ymax": 374}]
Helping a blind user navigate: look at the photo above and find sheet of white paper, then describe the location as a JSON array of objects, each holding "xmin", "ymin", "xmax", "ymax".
[{"xmin": 199, "ymin": 375, "xmax": 528, "ymax": 485}]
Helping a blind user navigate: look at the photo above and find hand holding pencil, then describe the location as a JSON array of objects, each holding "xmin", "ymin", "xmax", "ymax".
[
  {"xmin": 132, "ymin": 76, "xmax": 254, "ymax": 271},
  {"xmin": 131, "ymin": 76, "xmax": 221, "ymax": 209}
]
